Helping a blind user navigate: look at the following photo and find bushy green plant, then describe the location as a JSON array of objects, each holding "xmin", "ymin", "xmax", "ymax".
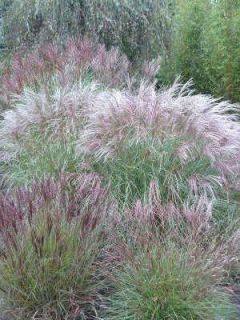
[
  {"xmin": 201, "ymin": 0, "xmax": 240, "ymax": 101},
  {"xmin": 0, "ymin": 0, "xmax": 11, "ymax": 10},
  {"xmin": 159, "ymin": 0, "xmax": 208, "ymax": 88},
  {"xmin": 103, "ymin": 237, "xmax": 236, "ymax": 320}
]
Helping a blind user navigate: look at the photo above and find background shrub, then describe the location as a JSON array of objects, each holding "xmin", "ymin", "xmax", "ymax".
[
  {"xmin": 159, "ymin": 0, "xmax": 240, "ymax": 102},
  {"xmin": 158, "ymin": 0, "xmax": 208, "ymax": 89},
  {"xmin": 201, "ymin": 0, "xmax": 240, "ymax": 101},
  {"xmin": 0, "ymin": 0, "xmax": 172, "ymax": 62}
]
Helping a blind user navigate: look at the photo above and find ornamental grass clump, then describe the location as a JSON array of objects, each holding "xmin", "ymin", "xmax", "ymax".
[
  {"xmin": 79, "ymin": 81, "xmax": 240, "ymax": 206},
  {"xmin": 104, "ymin": 241, "xmax": 236, "ymax": 320},
  {"xmin": 0, "ymin": 174, "xmax": 111, "ymax": 319},
  {"xmin": 1, "ymin": 136, "xmax": 78, "ymax": 188},
  {"xmin": 102, "ymin": 186, "xmax": 239, "ymax": 320}
]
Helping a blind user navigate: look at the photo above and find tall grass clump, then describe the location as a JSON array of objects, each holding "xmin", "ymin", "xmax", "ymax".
[
  {"xmin": 1, "ymin": 135, "xmax": 78, "ymax": 187},
  {"xmin": 105, "ymin": 243, "xmax": 235, "ymax": 320},
  {"xmin": 159, "ymin": 0, "xmax": 240, "ymax": 102},
  {"xmin": 1, "ymin": 0, "xmax": 172, "ymax": 62},
  {"xmin": 102, "ymin": 190, "xmax": 239, "ymax": 320},
  {"xmin": 79, "ymin": 81, "xmax": 240, "ymax": 207},
  {"xmin": 0, "ymin": 174, "xmax": 111, "ymax": 319}
]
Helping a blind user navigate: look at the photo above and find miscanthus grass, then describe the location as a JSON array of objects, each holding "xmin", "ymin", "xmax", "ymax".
[{"xmin": 79, "ymin": 81, "xmax": 240, "ymax": 207}]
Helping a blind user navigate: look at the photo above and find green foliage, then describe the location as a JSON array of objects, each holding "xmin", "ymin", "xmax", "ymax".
[
  {"xmin": 90, "ymin": 134, "xmax": 220, "ymax": 207},
  {"xmin": 201, "ymin": 0, "xmax": 240, "ymax": 101},
  {"xmin": 159, "ymin": 0, "xmax": 240, "ymax": 102},
  {"xmin": 159, "ymin": 0, "xmax": 208, "ymax": 88},
  {"xmin": 104, "ymin": 241, "xmax": 235, "ymax": 320},
  {"xmin": 0, "ymin": 0, "xmax": 11, "ymax": 10}
]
